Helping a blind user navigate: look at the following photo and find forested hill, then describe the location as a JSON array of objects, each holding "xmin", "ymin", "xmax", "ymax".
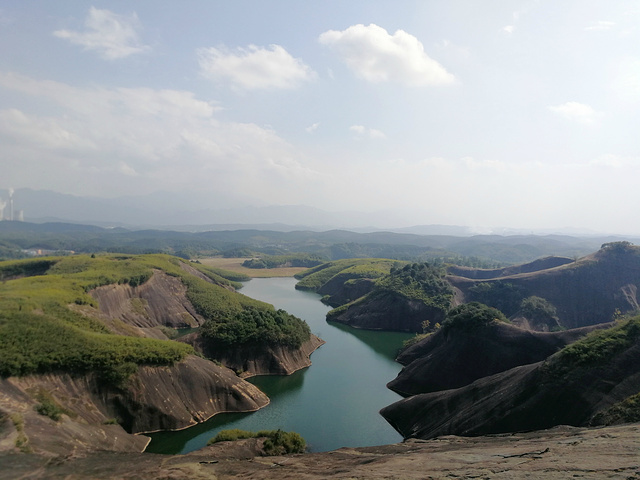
[{"xmin": 1, "ymin": 221, "xmax": 635, "ymax": 265}]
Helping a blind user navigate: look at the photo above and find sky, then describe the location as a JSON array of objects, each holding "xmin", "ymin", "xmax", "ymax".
[{"xmin": 0, "ymin": 1, "xmax": 639, "ymax": 233}]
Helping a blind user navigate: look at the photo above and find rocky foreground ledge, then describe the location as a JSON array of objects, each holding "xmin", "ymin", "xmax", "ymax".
[{"xmin": 2, "ymin": 423, "xmax": 639, "ymax": 479}]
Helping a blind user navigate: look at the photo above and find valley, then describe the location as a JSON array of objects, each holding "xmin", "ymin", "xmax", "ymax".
[{"xmin": 1, "ymin": 228, "xmax": 639, "ymax": 478}]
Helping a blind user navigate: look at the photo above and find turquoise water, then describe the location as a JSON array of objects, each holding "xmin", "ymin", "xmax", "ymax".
[{"xmin": 146, "ymin": 277, "xmax": 412, "ymax": 454}]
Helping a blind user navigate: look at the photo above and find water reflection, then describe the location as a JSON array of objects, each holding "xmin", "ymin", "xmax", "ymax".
[
  {"xmin": 328, "ymin": 321, "xmax": 412, "ymax": 360},
  {"xmin": 146, "ymin": 277, "xmax": 410, "ymax": 454}
]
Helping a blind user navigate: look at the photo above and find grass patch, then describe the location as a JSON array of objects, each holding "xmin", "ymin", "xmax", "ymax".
[
  {"xmin": 207, "ymin": 429, "xmax": 306, "ymax": 455},
  {"xmin": 295, "ymin": 258, "xmax": 403, "ymax": 291},
  {"xmin": 543, "ymin": 316, "xmax": 640, "ymax": 379},
  {"xmin": 10, "ymin": 413, "xmax": 30, "ymax": 453}
]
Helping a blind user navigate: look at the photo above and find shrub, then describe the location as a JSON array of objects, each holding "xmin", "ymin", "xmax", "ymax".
[
  {"xmin": 547, "ymin": 316, "xmax": 640, "ymax": 374},
  {"xmin": 468, "ymin": 281, "xmax": 524, "ymax": 317},
  {"xmin": 442, "ymin": 302, "xmax": 508, "ymax": 332},
  {"xmin": 200, "ymin": 307, "xmax": 310, "ymax": 349},
  {"xmin": 33, "ymin": 391, "xmax": 65, "ymax": 421},
  {"xmin": 207, "ymin": 429, "xmax": 306, "ymax": 455}
]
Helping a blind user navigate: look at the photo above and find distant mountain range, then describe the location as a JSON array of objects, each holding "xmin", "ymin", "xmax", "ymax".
[{"xmin": 0, "ymin": 188, "xmax": 621, "ymax": 237}]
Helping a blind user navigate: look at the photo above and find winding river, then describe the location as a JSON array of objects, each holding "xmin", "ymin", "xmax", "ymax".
[{"xmin": 146, "ymin": 277, "xmax": 412, "ymax": 454}]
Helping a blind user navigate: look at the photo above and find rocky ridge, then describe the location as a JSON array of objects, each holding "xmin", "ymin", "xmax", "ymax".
[{"xmin": 1, "ymin": 423, "xmax": 639, "ymax": 479}]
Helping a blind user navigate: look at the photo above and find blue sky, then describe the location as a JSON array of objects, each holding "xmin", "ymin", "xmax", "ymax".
[{"xmin": 1, "ymin": 1, "xmax": 639, "ymax": 233}]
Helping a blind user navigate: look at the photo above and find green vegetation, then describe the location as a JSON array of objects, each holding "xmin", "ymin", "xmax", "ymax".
[
  {"xmin": 200, "ymin": 307, "xmax": 310, "ymax": 349},
  {"xmin": 468, "ymin": 281, "xmax": 525, "ymax": 317},
  {"xmin": 545, "ymin": 316, "xmax": 640, "ymax": 377},
  {"xmin": 33, "ymin": 390, "xmax": 66, "ymax": 421},
  {"xmin": 0, "ymin": 253, "xmax": 312, "ymax": 381},
  {"xmin": 373, "ymin": 263, "xmax": 453, "ymax": 311},
  {"xmin": 592, "ymin": 392, "xmax": 640, "ymax": 425},
  {"xmin": 295, "ymin": 258, "xmax": 403, "ymax": 291},
  {"xmin": 186, "ymin": 261, "xmax": 249, "ymax": 285},
  {"xmin": 0, "ymin": 311, "xmax": 193, "ymax": 381},
  {"xmin": 441, "ymin": 302, "xmax": 509, "ymax": 332},
  {"xmin": 402, "ymin": 332, "xmax": 432, "ymax": 349},
  {"xmin": 519, "ymin": 296, "xmax": 558, "ymax": 322},
  {"xmin": 0, "ymin": 253, "xmax": 279, "ymax": 383},
  {"xmin": 10, "ymin": 413, "xmax": 30, "ymax": 453},
  {"xmin": 326, "ymin": 262, "xmax": 453, "ymax": 327},
  {"xmin": 242, "ymin": 253, "xmax": 325, "ymax": 269},
  {"xmin": 0, "ymin": 258, "xmax": 58, "ymax": 279},
  {"xmin": 207, "ymin": 429, "xmax": 306, "ymax": 455}
]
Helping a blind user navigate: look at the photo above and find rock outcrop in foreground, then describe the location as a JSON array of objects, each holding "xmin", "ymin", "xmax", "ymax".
[
  {"xmin": 1, "ymin": 423, "xmax": 638, "ymax": 479},
  {"xmin": 0, "ymin": 355, "xmax": 269, "ymax": 456}
]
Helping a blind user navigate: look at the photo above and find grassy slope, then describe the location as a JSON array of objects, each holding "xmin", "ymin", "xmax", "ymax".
[
  {"xmin": 0, "ymin": 254, "xmax": 307, "ymax": 383},
  {"xmin": 294, "ymin": 258, "xmax": 402, "ymax": 291}
]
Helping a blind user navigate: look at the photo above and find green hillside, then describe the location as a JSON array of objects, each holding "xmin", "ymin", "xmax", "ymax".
[{"xmin": 0, "ymin": 254, "xmax": 309, "ymax": 384}]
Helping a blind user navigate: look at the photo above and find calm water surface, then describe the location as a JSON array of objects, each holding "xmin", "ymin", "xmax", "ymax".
[{"xmin": 146, "ymin": 277, "xmax": 412, "ymax": 454}]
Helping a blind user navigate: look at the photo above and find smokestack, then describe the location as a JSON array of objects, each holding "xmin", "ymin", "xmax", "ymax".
[
  {"xmin": 8, "ymin": 187, "xmax": 14, "ymax": 221},
  {"xmin": 0, "ymin": 198, "xmax": 5, "ymax": 221}
]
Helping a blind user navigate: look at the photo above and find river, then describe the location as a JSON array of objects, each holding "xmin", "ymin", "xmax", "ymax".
[{"xmin": 146, "ymin": 276, "xmax": 412, "ymax": 454}]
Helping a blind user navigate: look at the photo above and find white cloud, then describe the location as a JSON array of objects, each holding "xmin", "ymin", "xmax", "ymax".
[
  {"xmin": 0, "ymin": 73, "xmax": 318, "ymax": 198},
  {"xmin": 548, "ymin": 101, "xmax": 601, "ymax": 125},
  {"xmin": 0, "ymin": 108, "xmax": 94, "ymax": 150},
  {"xmin": 306, "ymin": 123, "xmax": 320, "ymax": 133},
  {"xmin": 53, "ymin": 7, "xmax": 150, "ymax": 60},
  {"xmin": 197, "ymin": 44, "xmax": 316, "ymax": 90},
  {"xmin": 319, "ymin": 24, "xmax": 455, "ymax": 86},
  {"xmin": 350, "ymin": 125, "xmax": 386, "ymax": 139},
  {"xmin": 585, "ymin": 21, "xmax": 616, "ymax": 32},
  {"xmin": 502, "ymin": 25, "xmax": 515, "ymax": 35}
]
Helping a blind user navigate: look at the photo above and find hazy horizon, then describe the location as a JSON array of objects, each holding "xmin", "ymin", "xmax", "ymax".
[{"xmin": 1, "ymin": 2, "xmax": 639, "ymax": 234}]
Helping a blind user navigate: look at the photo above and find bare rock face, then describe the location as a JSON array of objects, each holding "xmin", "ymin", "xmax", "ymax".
[
  {"xmin": 381, "ymin": 332, "xmax": 640, "ymax": 441},
  {"xmin": 0, "ymin": 355, "xmax": 269, "ymax": 456},
  {"xmin": 106, "ymin": 355, "xmax": 270, "ymax": 433},
  {"xmin": 90, "ymin": 270, "xmax": 206, "ymax": 329},
  {"xmin": 2, "ymin": 424, "xmax": 639, "ymax": 479},
  {"xmin": 329, "ymin": 291, "xmax": 445, "ymax": 332},
  {"xmin": 389, "ymin": 322, "xmax": 611, "ymax": 396},
  {"xmin": 449, "ymin": 244, "xmax": 640, "ymax": 329},
  {"xmin": 185, "ymin": 334, "xmax": 325, "ymax": 377},
  {"xmin": 318, "ymin": 277, "xmax": 377, "ymax": 307}
]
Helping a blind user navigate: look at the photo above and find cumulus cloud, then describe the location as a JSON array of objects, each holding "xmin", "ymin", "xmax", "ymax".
[
  {"xmin": 53, "ymin": 7, "xmax": 150, "ymax": 60},
  {"xmin": 548, "ymin": 101, "xmax": 601, "ymax": 125},
  {"xmin": 0, "ymin": 72, "xmax": 318, "ymax": 198},
  {"xmin": 197, "ymin": 44, "xmax": 316, "ymax": 90},
  {"xmin": 350, "ymin": 125, "xmax": 386, "ymax": 139},
  {"xmin": 319, "ymin": 24, "xmax": 455, "ymax": 86}
]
